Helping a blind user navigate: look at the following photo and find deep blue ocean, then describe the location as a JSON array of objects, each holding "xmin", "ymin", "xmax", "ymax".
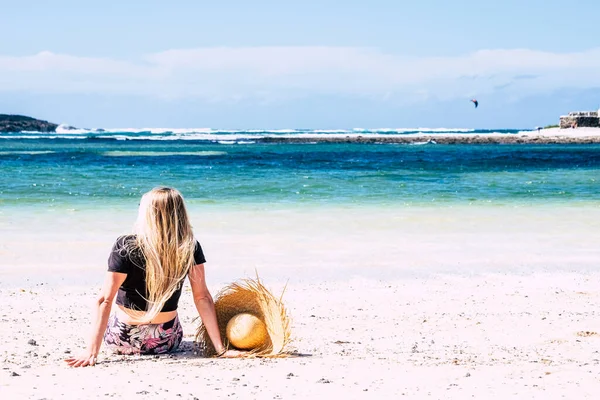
[{"xmin": 1, "ymin": 129, "xmax": 600, "ymax": 209}]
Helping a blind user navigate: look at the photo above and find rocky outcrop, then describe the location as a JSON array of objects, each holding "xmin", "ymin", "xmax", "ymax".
[
  {"xmin": 260, "ymin": 134, "xmax": 600, "ymax": 145},
  {"xmin": 559, "ymin": 111, "xmax": 600, "ymax": 129},
  {"xmin": 0, "ymin": 114, "xmax": 58, "ymax": 132}
]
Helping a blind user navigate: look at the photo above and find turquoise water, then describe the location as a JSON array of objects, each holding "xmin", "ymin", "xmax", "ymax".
[{"xmin": 1, "ymin": 131, "xmax": 600, "ymax": 209}]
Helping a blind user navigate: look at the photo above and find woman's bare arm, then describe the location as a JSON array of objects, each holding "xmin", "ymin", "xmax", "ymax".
[
  {"xmin": 65, "ymin": 271, "xmax": 126, "ymax": 367},
  {"xmin": 188, "ymin": 264, "xmax": 226, "ymax": 352},
  {"xmin": 188, "ymin": 264, "xmax": 244, "ymax": 357}
]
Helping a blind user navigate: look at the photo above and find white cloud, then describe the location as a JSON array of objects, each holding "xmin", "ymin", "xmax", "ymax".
[{"xmin": 1, "ymin": 47, "xmax": 599, "ymax": 102}]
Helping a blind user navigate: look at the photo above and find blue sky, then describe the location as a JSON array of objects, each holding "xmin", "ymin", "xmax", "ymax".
[{"xmin": 0, "ymin": 0, "xmax": 599, "ymax": 128}]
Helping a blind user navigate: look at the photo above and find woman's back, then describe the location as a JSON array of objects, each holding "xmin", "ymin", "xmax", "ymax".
[{"xmin": 108, "ymin": 234, "xmax": 206, "ymax": 314}]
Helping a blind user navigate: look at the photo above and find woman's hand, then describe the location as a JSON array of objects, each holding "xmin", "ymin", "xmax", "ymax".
[
  {"xmin": 219, "ymin": 349, "xmax": 246, "ymax": 358},
  {"xmin": 64, "ymin": 350, "xmax": 98, "ymax": 368},
  {"xmin": 66, "ymin": 272, "xmax": 126, "ymax": 368}
]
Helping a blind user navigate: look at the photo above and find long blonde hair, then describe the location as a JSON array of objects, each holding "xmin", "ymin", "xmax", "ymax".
[{"xmin": 128, "ymin": 187, "xmax": 196, "ymax": 322}]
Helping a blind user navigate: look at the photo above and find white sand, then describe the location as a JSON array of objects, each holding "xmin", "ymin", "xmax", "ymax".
[
  {"xmin": 494, "ymin": 127, "xmax": 600, "ymax": 138},
  {"xmin": 413, "ymin": 127, "xmax": 600, "ymax": 140},
  {"xmin": 442, "ymin": 127, "xmax": 600, "ymax": 139},
  {"xmin": 1, "ymin": 205, "xmax": 600, "ymax": 399},
  {"xmin": 537, "ymin": 127, "xmax": 600, "ymax": 137}
]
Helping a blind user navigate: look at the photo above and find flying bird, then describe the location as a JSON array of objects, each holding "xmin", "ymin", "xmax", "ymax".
[{"xmin": 471, "ymin": 99, "xmax": 479, "ymax": 108}]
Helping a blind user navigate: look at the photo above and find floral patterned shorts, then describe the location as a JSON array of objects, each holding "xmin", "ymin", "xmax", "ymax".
[{"xmin": 104, "ymin": 314, "xmax": 183, "ymax": 355}]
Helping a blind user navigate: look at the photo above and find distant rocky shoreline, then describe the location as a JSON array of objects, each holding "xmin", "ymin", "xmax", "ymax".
[
  {"xmin": 3, "ymin": 114, "xmax": 600, "ymax": 144},
  {"xmin": 0, "ymin": 114, "xmax": 58, "ymax": 133},
  {"xmin": 260, "ymin": 134, "xmax": 600, "ymax": 145}
]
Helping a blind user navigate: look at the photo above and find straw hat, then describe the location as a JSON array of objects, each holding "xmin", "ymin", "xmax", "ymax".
[{"xmin": 195, "ymin": 276, "xmax": 292, "ymax": 357}]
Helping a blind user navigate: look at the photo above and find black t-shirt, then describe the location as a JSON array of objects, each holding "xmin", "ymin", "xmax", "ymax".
[{"xmin": 107, "ymin": 235, "xmax": 206, "ymax": 312}]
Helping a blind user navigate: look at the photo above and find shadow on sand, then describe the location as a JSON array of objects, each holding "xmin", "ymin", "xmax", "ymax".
[{"xmin": 99, "ymin": 340, "xmax": 312, "ymax": 365}]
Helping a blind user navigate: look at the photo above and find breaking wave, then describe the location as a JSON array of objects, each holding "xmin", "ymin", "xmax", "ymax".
[{"xmin": 1, "ymin": 127, "xmax": 527, "ymax": 142}]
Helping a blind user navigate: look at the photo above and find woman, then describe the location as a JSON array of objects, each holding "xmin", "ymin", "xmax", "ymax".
[{"xmin": 65, "ymin": 187, "xmax": 240, "ymax": 367}]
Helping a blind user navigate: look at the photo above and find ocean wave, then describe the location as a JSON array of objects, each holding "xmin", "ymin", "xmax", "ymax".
[
  {"xmin": 244, "ymin": 129, "xmax": 299, "ymax": 133},
  {"xmin": 352, "ymin": 127, "xmax": 476, "ymax": 133},
  {"xmin": 50, "ymin": 126, "xmax": 478, "ymax": 135},
  {"xmin": 416, "ymin": 128, "xmax": 475, "ymax": 133},
  {"xmin": 55, "ymin": 124, "xmax": 94, "ymax": 134},
  {"xmin": 0, "ymin": 135, "xmax": 88, "ymax": 140},
  {"xmin": 103, "ymin": 151, "xmax": 227, "ymax": 157},
  {"xmin": 93, "ymin": 134, "xmax": 263, "ymax": 141},
  {"xmin": 1, "ymin": 127, "xmax": 526, "ymax": 142},
  {"xmin": 55, "ymin": 124, "xmax": 214, "ymax": 135},
  {"xmin": 410, "ymin": 139, "xmax": 438, "ymax": 145}
]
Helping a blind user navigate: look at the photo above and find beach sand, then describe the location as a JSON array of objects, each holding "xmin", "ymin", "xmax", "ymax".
[{"xmin": 1, "ymin": 205, "xmax": 600, "ymax": 399}]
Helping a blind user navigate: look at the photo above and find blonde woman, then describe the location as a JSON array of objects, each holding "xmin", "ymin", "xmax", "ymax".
[{"xmin": 65, "ymin": 187, "xmax": 240, "ymax": 367}]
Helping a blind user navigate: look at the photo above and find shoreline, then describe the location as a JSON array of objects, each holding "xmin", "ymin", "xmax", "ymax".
[
  {"xmin": 4, "ymin": 127, "xmax": 600, "ymax": 144},
  {"xmin": 258, "ymin": 128, "xmax": 600, "ymax": 144},
  {"xmin": 2, "ymin": 203, "xmax": 599, "ymax": 286}
]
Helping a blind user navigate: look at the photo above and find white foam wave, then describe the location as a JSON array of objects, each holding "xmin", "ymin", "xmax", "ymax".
[
  {"xmin": 2, "ymin": 127, "xmax": 497, "ymax": 142},
  {"xmin": 245, "ymin": 129, "xmax": 298, "ymax": 133},
  {"xmin": 353, "ymin": 127, "xmax": 475, "ymax": 133},
  {"xmin": 55, "ymin": 124, "xmax": 93, "ymax": 134},
  {"xmin": 417, "ymin": 128, "xmax": 475, "ymax": 133},
  {"xmin": 270, "ymin": 132, "xmax": 409, "ymax": 139},
  {"xmin": 410, "ymin": 139, "xmax": 438, "ymax": 145},
  {"xmin": 11, "ymin": 126, "xmax": 479, "ymax": 137},
  {"xmin": 55, "ymin": 125, "xmax": 214, "ymax": 135},
  {"xmin": 0, "ymin": 131, "xmax": 471, "ymax": 141},
  {"xmin": 93, "ymin": 133, "xmax": 263, "ymax": 141}
]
